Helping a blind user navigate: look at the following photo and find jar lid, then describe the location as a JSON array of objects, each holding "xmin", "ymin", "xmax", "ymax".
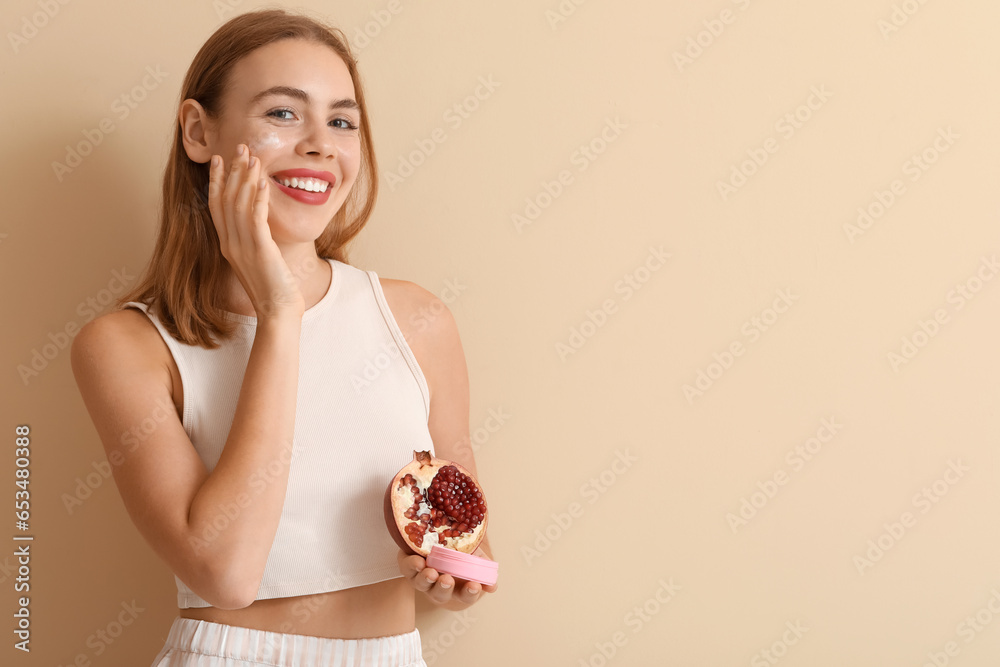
[{"xmin": 425, "ymin": 545, "xmax": 499, "ymax": 587}]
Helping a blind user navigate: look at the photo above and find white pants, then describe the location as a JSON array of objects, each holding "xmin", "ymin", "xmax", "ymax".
[{"xmin": 150, "ymin": 617, "xmax": 428, "ymax": 667}]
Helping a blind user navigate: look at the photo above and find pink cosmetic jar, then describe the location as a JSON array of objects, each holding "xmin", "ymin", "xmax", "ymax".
[{"xmin": 425, "ymin": 546, "xmax": 499, "ymax": 586}]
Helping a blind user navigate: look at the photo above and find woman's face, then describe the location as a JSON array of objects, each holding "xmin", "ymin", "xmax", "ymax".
[{"xmin": 205, "ymin": 38, "xmax": 362, "ymax": 245}]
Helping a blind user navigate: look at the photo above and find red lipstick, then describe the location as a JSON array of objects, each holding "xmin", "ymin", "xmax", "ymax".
[{"xmin": 269, "ymin": 168, "xmax": 336, "ymax": 205}]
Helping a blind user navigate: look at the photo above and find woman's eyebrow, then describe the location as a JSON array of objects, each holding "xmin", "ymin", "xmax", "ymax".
[{"xmin": 249, "ymin": 85, "xmax": 359, "ymax": 111}]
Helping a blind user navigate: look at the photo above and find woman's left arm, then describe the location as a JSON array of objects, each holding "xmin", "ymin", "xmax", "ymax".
[{"xmin": 389, "ymin": 280, "xmax": 498, "ymax": 611}]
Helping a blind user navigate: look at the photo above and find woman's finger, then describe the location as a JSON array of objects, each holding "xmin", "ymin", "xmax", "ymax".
[
  {"xmin": 399, "ymin": 553, "xmax": 423, "ymax": 580},
  {"xmin": 426, "ymin": 573, "xmax": 456, "ymax": 605},
  {"xmin": 454, "ymin": 580, "xmax": 483, "ymax": 605},
  {"xmin": 207, "ymin": 155, "xmax": 228, "ymax": 250},
  {"xmin": 397, "ymin": 553, "xmax": 435, "ymax": 592},
  {"xmin": 250, "ymin": 173, "xmax": 271, "ymax": 250},
  {"xmin": 415, "ymin": 567, "xmax": 439, "ymax": 594},
  {"xmin": 235, "ymin": 155, "xmax": 260, "ymax": 247},
  {"xmin": 222, "ymin": 144, "xmax": 248, "ymax": 247},
  {"xmin": 412, "ymin": 561, "xmax": 439, "ymax": 594}
]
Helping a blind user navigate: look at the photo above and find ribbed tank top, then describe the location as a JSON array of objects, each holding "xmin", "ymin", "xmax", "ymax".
[{"xmin": 123, "ymin": 258, "xmax": 435, "ymax": 608}]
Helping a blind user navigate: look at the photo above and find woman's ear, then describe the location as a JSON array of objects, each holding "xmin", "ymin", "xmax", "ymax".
[{"xmin": 179, "ymin": 98, "xmax": 216, "ymax": 164}]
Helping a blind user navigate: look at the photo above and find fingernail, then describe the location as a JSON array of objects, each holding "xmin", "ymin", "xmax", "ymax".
[
  {"xmin": 250, "ymin": 157, "xmax": 258, "ymax": 168},
  {"xmin": 237, "ymin": 144, "xmax": 245, "ymax": 156},
  {"xmin": 439, "ymin": 581, "xmax": 451, "ymax": 589}
]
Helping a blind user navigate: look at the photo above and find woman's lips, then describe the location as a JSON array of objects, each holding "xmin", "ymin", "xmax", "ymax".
[{"xmin": 269, "ymin": 169, "xmax": 336, "ymax": 205}]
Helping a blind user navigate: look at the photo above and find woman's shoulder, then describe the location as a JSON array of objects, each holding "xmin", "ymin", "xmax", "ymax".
[
  {"xmin": 374, "ymin": 277, "xmax": 464, "ymax": 401},
  {"xmin": 376, "ymin": 277, "xmax": 457, "ymax": 335},
  {"xmin": 72, "ymin": 305, "xmax": 170, "ymax": 374},
  {"xmin": 77, "ymin": 304, "xmax": 157, "ymax": 342}
]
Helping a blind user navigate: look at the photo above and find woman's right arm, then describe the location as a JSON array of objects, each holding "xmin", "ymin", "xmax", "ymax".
[
  {"xmin": 71, "ymin": 146, "xmax": 305, "ymax": 609},
  {"xmin": 71, "ymin": 306, "xmax": 302, "ymax": 609}
]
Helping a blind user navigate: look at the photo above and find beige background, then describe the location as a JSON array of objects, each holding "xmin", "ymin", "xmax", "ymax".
[{"xmin": 3, "ymin": 0, "xmax": 1000, "ymax": 665}]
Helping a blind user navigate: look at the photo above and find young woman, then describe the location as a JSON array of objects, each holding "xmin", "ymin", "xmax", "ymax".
[{"xmin": 70, "ymin": 9, "xmax": 495, "ymax": 666}]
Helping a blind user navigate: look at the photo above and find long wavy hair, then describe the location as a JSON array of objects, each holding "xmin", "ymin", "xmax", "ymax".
[{"xmin": 116, "ymin": 8, "xmax": 378, "ymax": 348}]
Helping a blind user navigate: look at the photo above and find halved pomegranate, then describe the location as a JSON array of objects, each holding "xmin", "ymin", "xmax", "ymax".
[{"xmin": 384, "ymin": 450, "xmax": 489, "ymax": 557}]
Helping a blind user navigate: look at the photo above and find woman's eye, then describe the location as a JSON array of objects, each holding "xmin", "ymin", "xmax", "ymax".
[{"xmin": 265, "ymin": 109, "xmax": 356, "ymax": 130}]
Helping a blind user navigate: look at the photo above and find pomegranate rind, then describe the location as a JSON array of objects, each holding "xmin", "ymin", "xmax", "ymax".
[{"xmin": 383, "ymin": 450, "xmax": 488, "ymax": 557}]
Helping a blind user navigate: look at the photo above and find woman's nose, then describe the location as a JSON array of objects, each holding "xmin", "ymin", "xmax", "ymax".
[{"xmin": 298, "ymin": 118, "xmax": 337, "ymax": 157}]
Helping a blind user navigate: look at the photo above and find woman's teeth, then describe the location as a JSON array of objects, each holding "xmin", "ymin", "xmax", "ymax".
[{"xmin": 274, "ymin": 176, "xmax": 330, "ymax": 193}]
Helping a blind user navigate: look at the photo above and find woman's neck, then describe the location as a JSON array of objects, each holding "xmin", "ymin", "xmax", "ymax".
[{"xmin": 219, "ymin": 254, "xmax": 331, "ymax": 317}]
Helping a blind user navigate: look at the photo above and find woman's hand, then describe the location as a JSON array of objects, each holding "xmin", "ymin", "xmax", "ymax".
[
  {"xmin": 208, "ymin": 143, "xmax": 305, "ymax": 320},
  {"xmin": 397, "ymin": 547, "xmax": 499, "ymax": 611}
]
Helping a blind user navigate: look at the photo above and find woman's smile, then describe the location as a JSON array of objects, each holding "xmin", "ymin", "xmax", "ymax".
[{"xmin": 269, "ymin": 168, "xmax": 336, "ymax": 205}]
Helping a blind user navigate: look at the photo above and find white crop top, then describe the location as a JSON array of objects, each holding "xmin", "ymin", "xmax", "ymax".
[{"xmin": 123, "ymin": 257, "xmax": 436, "ymax": 608}]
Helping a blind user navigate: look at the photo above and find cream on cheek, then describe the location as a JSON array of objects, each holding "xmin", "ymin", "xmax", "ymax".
[
  {"xmin": 244, "ymin": 130, "xmax": 361, "ymax": 192},
  {"xmin": 245, "ymin": 130, "xmax": 289, "ymax": 171},
  {"xmin": 247, "ymin": 130, "xmax": 282, "ymax": 152}
]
